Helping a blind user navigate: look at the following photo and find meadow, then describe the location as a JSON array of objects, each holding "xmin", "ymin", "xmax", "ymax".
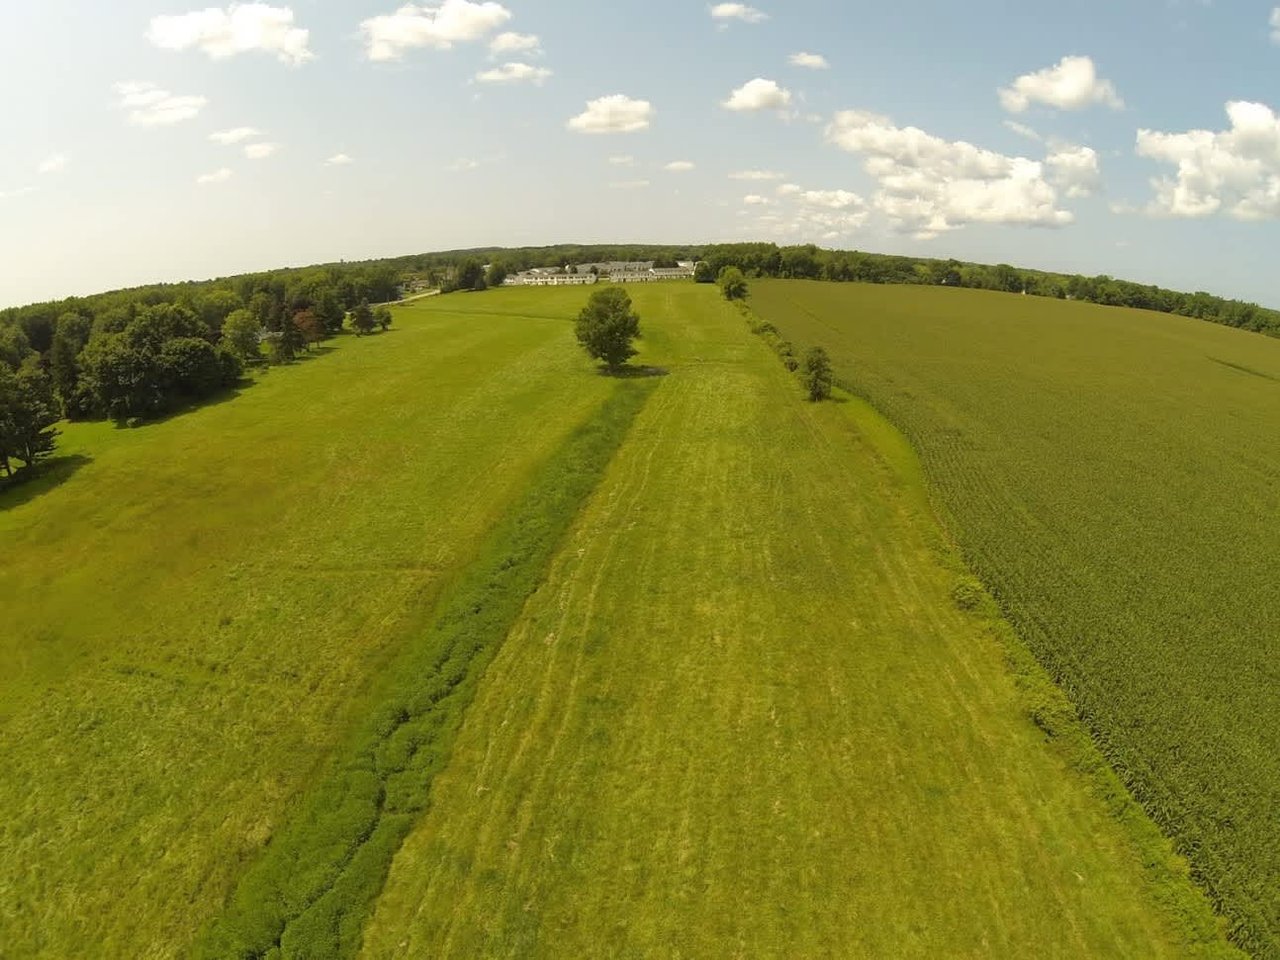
[
  {"xmin": 750, "ymin": 279, "xmax": 1280, "ymax": 957},
  {"xmin": 0, "ymin": 281, "xmax": 1247, "ymax": 957},
  {"xmin": 0, "ymin": 288, "xmax": 624, "ymax": 956},
  {"xmin": 356, "ymin": 285, "xmax": 1232, "ymax": 958}
]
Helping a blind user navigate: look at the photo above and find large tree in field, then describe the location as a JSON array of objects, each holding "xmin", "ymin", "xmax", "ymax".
[
  {"xmin": 575, "ymin": 287, "xmax": 641, "ymax": 372},
  {"xmin": 220, "ymin": 309, "xmax": 262, "ymax": 364},
  {"xmin": 802, "ymin": 346, "xmax": 833, "ymax": 402},
  {"xmin": 350, "ymin": 301, "xmax": 376, "ymax": 337},
  {"xmin": 0, "ymin": 362, "xmax": 60, "ymax": 476},
  {"xmin": 718, "ymin": 266, "xmax": 749, "ymax": 301}
]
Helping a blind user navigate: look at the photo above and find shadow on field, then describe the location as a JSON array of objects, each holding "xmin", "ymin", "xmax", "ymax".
[
  {"xmin": 598, "ymin": 364, "xmax": 669, "ymax": 379},
  {"xmin": 119, "ymin": 383, "xmax": 247, "ymax": 429},
  {"xmin": 0, "ymin": 454, "xmax": 91, "ymax": 511}
]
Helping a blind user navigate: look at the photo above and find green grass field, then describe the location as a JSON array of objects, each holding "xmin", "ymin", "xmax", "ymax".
[
  {"xmin": 0, "ymin": 282, "xmax": 1245, "ymax": 957},
  {"xmin": 750, "ymin": 279, "xmax": 1280, "ymax": 957},
  {"xmin": 356, "ymin": 285, "xmax": 1232, "ymax": 958},
  {"xmin": 0, "ymin": 289, "xmax": 621, "ymax": 956}
]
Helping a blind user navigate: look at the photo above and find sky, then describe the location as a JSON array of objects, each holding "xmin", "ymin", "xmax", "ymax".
[{"xmin": 5, "ymin": 0, "xmax": 1280, "ymax": 309}]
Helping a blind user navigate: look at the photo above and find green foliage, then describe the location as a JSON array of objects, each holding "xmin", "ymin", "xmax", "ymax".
[
  {"xmin": 752, "ymin": 278, "xmax": 1280, "ymax": 957},
  {"xmin": 452, "ymin": 259, "xmax": 487, "ymax": 293},
  {"xmin": 0, "ymin": 361, "xmax": 60, "ymax": 475},
  {"xmin": 373, "ymin": 306, "xmax": 392, "ymax": 332},
  {"xmin": 350, "ymin": 301, "xmax": 375, "ymax": 337},
  {"xmin": 485, "ymin": 261, "xmax": 509, "ymax": 288},
  {"xmin": 575, "ymin": 287, "xmax": 641, "ymax": 371},
  {"xmin": 193, "ymin": 375, "xmax": 656, "ymax": 960},
  {"xmin": 718, "ymin": 266, "xmax": 749, "ymax": 301},
  {"xmin": 802, "ymin": 346, "xmax": 832, "ymax": 401},
  {"xmin": 219, "ymin": 309, "xmax": 262, "ymax": 364}
]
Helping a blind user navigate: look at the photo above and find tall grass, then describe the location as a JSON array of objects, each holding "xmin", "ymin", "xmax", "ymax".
[{"xmin": 193, "ymin": 377, "xmax": 658, "ymax": 959}]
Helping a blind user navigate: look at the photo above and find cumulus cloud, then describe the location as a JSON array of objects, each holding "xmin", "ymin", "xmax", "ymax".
[
  {"xmin": 825, "ymin": 109, "xmax": 1076, "ymax": 238},
  {"xmin": 325, "ymin": 153, "xmax": 354, "ymax": 165},
  {"xmin": 1136, "ymin": 100, "xmax": 1280, "ymax": 219},
  {"xmin": 608, "ymin": 155, "xmax": 635, "ymax": 166},
  {"xmin": 489, "ymin": 31, "xmax": 539, "ymax": 55},
  {"xmin": 610, "ymin": 179, "xmax": 650, "ymax": 190},
  {"xmin": 664, "ymin": 160, "xmax": 695, "ymax": 172},
  {"xmin": 244, "ymin": 142, "xmax": 278, "ymax": 159},
  {"xmin": 1046, "ymin": 144, "xmax": 1102, "ymax": 198},
  {"xmin": 147, "ymin": 4, "xmax": 312, "ymax": 65},
  {"xmin": 743, "ymin": 182, "xmax": 870, "ymax": 240},
  {"xmin": 115, "ymin": 81, "xmax": 207, "ymax": 126},
  {"xmin": 38, "ymin": 153, "xmax": 68, "ymax": 174},
  {"xmin": 362, "ymin": 0, "xmax": 510, "ymax": 60},
  {"xmin": 790, "ymin": 52, "xmax": 829, "ymax": 69},
  {"xmin": 999, "ymin": 55, "xmax": 1123, "ymax": 113},
  {"xmin": 723, "ymin": 78, "xmax": 792, "ymax": 113},
  {"xmin": 729, "ymin": 169, "xmax": 784, "ymax": 181},
  {"xmin": 710, "ymin": 3, "xmax": 768, "ymax": 23},
  {"xmin": 567, "ymin": 95, "xmax": 653, "ymax": 134},
  {"xmin": 1271, "ymin": 8, "xmax": 1280, "ymax": 44},
  {"xmin": 196, "ymin": 167, "xmax": 233, "ymax": 185},
  {"xmin": 475, "ymin": 62, "xmax": 551, "ymax": 84},
  {"xmin": 209, "ymin": 126, "xmax": 262, "ymax": 144}
]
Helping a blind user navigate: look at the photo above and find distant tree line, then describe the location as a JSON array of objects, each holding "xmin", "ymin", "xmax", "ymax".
[
  {"xmin": 0, "ymin": 262, "xmax": 404, "ymax": 475},
  {"xmin": 3, "ymin": 238, "xmax": 1274, "ymax": 476}
]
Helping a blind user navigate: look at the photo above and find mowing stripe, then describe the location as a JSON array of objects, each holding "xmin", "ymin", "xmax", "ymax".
[{"xmin": 192, "ymin": 376, "xmax": 661, "ymax": 960}]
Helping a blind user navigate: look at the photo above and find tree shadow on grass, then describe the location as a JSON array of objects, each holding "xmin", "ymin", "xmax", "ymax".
[
  {"xmin": 0, "ymin": 454, "xmax": 92, "ymax": 512},
  {"xmin": 116, "ymin": 382, "xmax": 247, "ymax": 430},
  {"xmin": 596, "ymin": 364, "xmax": 669, "ymax": 379}
]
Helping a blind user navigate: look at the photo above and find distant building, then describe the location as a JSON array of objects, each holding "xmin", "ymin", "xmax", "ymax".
[{"xmin": 503, "ymin": 271, "xmax": 597, "ymax": 287}]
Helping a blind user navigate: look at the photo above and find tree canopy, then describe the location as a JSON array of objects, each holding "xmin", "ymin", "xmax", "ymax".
[
  {"xmin": 803, "ymin": 347, "xmax": 833, "ymax": 402},
  {"xmin": 719, "ymin": 266, "xmax": 749, "ymax": 301},
  {"xmin": 574, "ymin": 287, "xmax": 642, "ymax": 371}
]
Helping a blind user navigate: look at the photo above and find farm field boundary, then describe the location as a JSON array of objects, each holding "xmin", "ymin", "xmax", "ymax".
[{"xmin": 194, "ymin": 374, "xmax": 659, "ymax": 958}]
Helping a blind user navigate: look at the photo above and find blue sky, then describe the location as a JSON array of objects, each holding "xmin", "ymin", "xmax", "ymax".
[{"xmin": 4, "ymin": 0, "xmax": 1280, "ymax": 308}]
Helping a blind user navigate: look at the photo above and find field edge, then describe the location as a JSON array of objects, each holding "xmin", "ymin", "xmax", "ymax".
[{"xmin": 191, "ymin": 373, "xmax": 662, "ymax": 960}]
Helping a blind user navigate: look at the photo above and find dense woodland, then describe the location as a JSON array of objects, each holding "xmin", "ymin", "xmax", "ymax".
[{"xmin": 1, "ymin": 241, "xmax": 1275, "ymax": 477}]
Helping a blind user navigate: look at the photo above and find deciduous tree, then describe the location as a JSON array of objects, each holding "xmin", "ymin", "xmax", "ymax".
[
  {"xmin": 719, "ymin": 266, "xmax": 749, "ymax": 301},
  {"xmin": 802, "ymin": 346, "xmax": 833, "ymax": 402},
  {"xmin": 575, "ymin": 287, "xmax": 641, "ymax": 371}
]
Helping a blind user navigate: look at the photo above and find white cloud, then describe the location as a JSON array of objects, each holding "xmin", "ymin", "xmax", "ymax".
[
  {"xmin": 1271, "ymin": 8, "xmax": 1280, "ymax": 44},
  {"xmin": 115, "ymin": 81, "xmax": 208, "ymax": 126},
  {"xmin": 38, "ymin": 153, "xmax": 68, "ymax": 174},
  {"xmin": 608, "ymin": 155, "xmax": 635, "ymax": 166},
  {"xmin": 147, "ymin": 4, "xmax": 312, "ymax": 66},
  {"xmin": 798, "ymin": 189, "xmax": 863, "ymax": 210},
  {"xmin": 790, "ymin": 52, "xmax": 829, "ymax": 69},
  {"xmin": 1046, "ymin": 144, "xmax": 1101, "ymax": 198},
  {"xmin": 475, "ymin": 62, "xmax": 551, "ymax": 84},
  {"xmin": 196, "ymin": 167, "xmax": 233, "ymax": 185},
  {"xmin": 1137, "ymin": 100, "xmax": 1280, "ymax": 219},
  {"xmin": 826, "ymin": 109, "xmax": 1076, "ymax": 238},
  {"xmin": 325, "ymin": 153, "xmax": 354, "ymax": 166},
  {"xmin": 999, "ymin": 55, "xmax": 1123, "ymax": 114},
  {"xmin": 0, "ymin": 186, "xmax": 38, "ymax": 201},
  {"xmin": 664, "ymin": 160, "xmax": 695, "ymax": 172},
  {"xmin": 729, "ymin": 169, "xmax": 784, "ymax": 181},
  {"xmin": 723, "ymin": 78, "xmax": 792, "ymax": 113},
  {"xmin": 743, "ymin": 194, "xmax": 773, "ymax": 205},
  {"xmin": 710, "ymin": 3, "xmax": 768, "ymax": 23},
  {"xmin": 1003, "ymin": 120, "xmax": 1043, "ymax": 142},
  {"xmin": 209, "ymin": 126, "xmax": 262, "ymax": 144},
  {"xmin": 776, "ymin": 182, "xmax": 802, "ymax": 196},
  {"xmin": 362, "ymin": 0, "xmax": 511, "ymax": 60},
  {"xmin": 567, "ymin": 95, "xmax": 653, "ymax": 134},
  {"xmin": 489, "ymin": 31, "xmax": 539, "ymax": 55},
  {"xmin": 244, "ymin": 142, "xmax": 278, "ymax": 159},
  {"xmin": 450, "ymin": 157, "xmax": 481, "ymax": 171},
  {"xmin": 610, "ymin": 180, "xmax": 650, "ymax": 190}
]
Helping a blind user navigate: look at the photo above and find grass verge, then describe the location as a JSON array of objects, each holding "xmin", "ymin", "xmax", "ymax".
[{"xmin": 193, "ymin": 376, "xmax": 659, "ymax": 960}]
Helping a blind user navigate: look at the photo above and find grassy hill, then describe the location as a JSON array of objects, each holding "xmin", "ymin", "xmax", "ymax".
[
  {"xmin": 751, "ymin": 279, "xmax": 1280, "ymax": 957},
  {"xmin": 0, "ymin": 283, "xmax": 1244, "ymax": 957}
]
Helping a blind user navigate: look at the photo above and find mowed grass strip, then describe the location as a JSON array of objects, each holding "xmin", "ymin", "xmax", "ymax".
[
  {"xmin": 750, "ymin": 279, "xmax": 1280, "ymax": 956},
  {"xmin": 0, "ymin": 291, "xmax": 616, "ymax": 957},
  {"xmin": 359, "ymin": 284, "xmax": 1235, "ymax": 959}
]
